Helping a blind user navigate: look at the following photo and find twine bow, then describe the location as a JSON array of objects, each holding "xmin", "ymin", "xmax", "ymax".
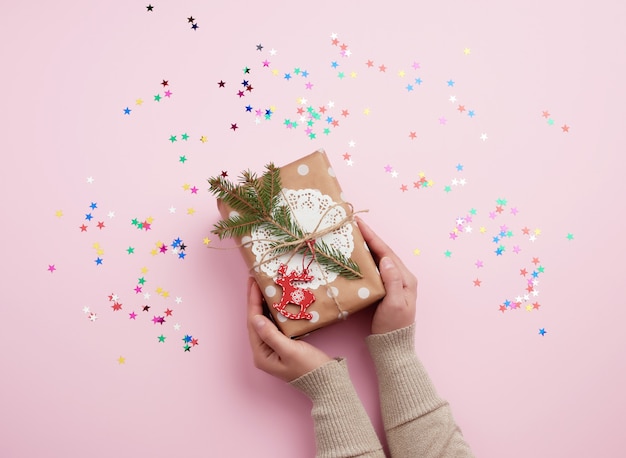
[{"xmin": 249, "ymin": 193, "xmax": 367, "ymax": 317}]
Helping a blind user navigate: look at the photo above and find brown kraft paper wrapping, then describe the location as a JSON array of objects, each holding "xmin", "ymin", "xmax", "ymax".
[{"xmin": 216, "ymin": 149, "xmax": 385, "ymax": 338}]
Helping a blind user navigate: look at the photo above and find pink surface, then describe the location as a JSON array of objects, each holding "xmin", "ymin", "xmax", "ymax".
[{"xmin": 1, "ymin": 1, "xmax": 625, "ymax": 457}]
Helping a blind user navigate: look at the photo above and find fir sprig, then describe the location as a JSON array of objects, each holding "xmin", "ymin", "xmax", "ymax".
[{"xmin": 208, "ymin": 164, "xmax": 362, "ymax": 280}]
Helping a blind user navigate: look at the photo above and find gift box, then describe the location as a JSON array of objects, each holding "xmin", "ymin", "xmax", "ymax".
[{"xmin": 211, "ymin": 149, "xmax": 385, "ymax": 338}]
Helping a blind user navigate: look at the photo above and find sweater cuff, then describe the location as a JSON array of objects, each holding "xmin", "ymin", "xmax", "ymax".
[
  {"xmin": 289, "ymin": 358, "xmax": 349, "ymax": 400},
  {"xmin": 290, "ymin": 358, "xmax": 384, "ymax": 457},
  {"xmin": 366, "ymin": 323, "xmax": 418, "ymax": 360},
  {"xmin": 366, "ymin": 324, "xmax": 446, "ymax": 428}
]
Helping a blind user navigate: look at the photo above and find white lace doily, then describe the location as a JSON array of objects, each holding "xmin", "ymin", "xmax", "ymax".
[{"xmin": 247, "ymin": 188, "xmax": 354, "ymax": 289}]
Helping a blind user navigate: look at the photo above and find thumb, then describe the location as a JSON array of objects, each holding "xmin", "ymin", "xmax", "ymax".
[
  {"xmin": 379, "ymin": 257, "xmax": 404, "ymax": 303},
  {"xmin": 252, "ymin": 315, "xmax": 292, "ymax": 355}
]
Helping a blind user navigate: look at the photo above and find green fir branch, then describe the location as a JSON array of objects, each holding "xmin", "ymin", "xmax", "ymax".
[
  {"xmin": 259, "ymin": 164, "xmax": 280, "ymax": 214},
  {"xmin": 212, "ymin": 213, "xmax": 267, "ymax": 239},
  {"xmin": 208, "ymin": 175, "xmax": 261, "ymax": 216},
  {"xmin": 312, "ymin": 239, "xmax": 362, "ymax": 279},
  {"xmin": 208, "ymin": 163, "xmax": 362, "ymax": 279}
]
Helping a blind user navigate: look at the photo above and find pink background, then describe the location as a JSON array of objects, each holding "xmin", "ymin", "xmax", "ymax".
[{"xmin": 1, "ymin": 1, "xmax": 625, "ymax": 457}]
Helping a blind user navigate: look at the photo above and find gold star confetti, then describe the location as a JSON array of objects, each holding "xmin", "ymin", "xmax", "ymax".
[
  {"xmin": 479, "ymin": 226, "xmax": 487, "ymax": 234},
  {"xmin": 135, "ymin": 98, "xmax": 144, "ymax": 105},
  {"xmin": 203, "ymin": 237, "xmax": 211, "ymax": 246},
  {"xmin": 413, "ymin": 248, "xmax": 421, "ymax": 255},
  {"xmin": 463, "ymin": 48, "xmax": 471, "ymax": 55},
  {"xmin": 182, "ymin": 183, "xmax": 190, "ymax": 191},
  {"xmin": 363, "ymin": 108, "xmax": 371, "ymax": 115},
  {"xmin": 398, "ymin": 70, "xmax": 406, "ymax": 77},
  {"xmin": 140, "ymin": 266, "xmax": 149, "ymax": 274},
  {"xmin": 117, "ymin": 356, "xmax": 126, "ymax": 364},
  {"xmin": 55, "ymin": 210, "xmax": 63, "ymax": 218},
  {"xmin": 187, "ymin": 207, "xmax": 196, "ymax": 215},
  {"xmin": 200, "ymin": 135, "xmax": 208, "ymax": 143}
]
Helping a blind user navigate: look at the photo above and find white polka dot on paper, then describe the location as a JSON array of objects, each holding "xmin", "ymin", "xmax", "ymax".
[
  {"xmin": 309, "ymin": 311, "xmax": 320, "ymax": 323},
  {"xmin": 338, "ymin": 310, "xmax": 349, "ymax": 320},
  {"xmin": 229, "ymin": 210, "xmax": 240, "ymax": 219},
  {"xmin": 326, "ymin": 286, "xmax": 339, "ymax": 298},
  {"xmin": 328, "ymin": 167, "xmax": 335, "ymax": 177},
  {"xmin": 265, "ymin": 285, "xmax": 277, "ymax": 297},
  {"xmin": 297, "ymin": 164, "xmax": 309, "ymax": 175},
  {"xmin": 357, "ymin": 287, "xmax": 370, "ymax": 299},
  {"xmin": 241, "ymin": 236, "xmax": 252, "ymax": 247},
  {"xmin": 276, "ymin": 312, "xmax": 288, "ymax": 323}
]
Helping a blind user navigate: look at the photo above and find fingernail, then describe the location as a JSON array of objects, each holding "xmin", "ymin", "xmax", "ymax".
[
  {"xmin": 380, "ymin": 257, "xmax": 394, "ymax": 270},
  {"xmin": 254, "ymin": 315, "xmax": 265, "ymax": 329}
]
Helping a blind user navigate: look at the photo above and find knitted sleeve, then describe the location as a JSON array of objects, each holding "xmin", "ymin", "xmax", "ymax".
[
  {"xmin": 290, "ymin": 358, "xmax": 385, "ymax": 458},
  {"xmin": 366, "ymin": 324, "xmax": 474, "ymax": 458}
]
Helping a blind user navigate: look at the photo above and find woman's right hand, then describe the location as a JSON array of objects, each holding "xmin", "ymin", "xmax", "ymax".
[{"xmin": 357, "ymin": 218, "xmax": 418, "ymax": 335}]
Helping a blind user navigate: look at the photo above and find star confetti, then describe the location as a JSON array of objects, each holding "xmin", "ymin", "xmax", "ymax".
[{"xmin": 74, "ymin": 32, "xmax": 579, "ymax": 364}]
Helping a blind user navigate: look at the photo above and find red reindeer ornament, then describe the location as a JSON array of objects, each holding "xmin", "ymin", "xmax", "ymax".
[{"xmin": 272, "ymin": 263, "xmax": 316, "ymax": 320}]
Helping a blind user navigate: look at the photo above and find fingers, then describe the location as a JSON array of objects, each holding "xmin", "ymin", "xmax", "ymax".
[
  {"xmin": 357, "ymin": 217, "xmax": 410, "ymax": 274},
  {"xmin": 357, "ymin": 217, "xmax": 418, "ymax": 301},
  {"xmin": 247, "ymin": 279, "xmax": 286, "ymax": 373},
  {"xmin": 246, "ymin": 278, "xmax": 266, "ymax": 348},
  {"xmin": 372, "ymin": 256, "xmax": 417, "ymax": 334},
  {"xmin": 247, "ymin": 278, "xmax": 293, "ymax": 354},
  {"xmin": 379, "ymin": 257, "xmax": 406, "ymax": 306},
  {"xmin": 252, "ymin": 314, "xmax": 292, "ymax": 357},
  {"xmin": 247, "ymin": 277, "xmax": 263, "ymax": 316}
]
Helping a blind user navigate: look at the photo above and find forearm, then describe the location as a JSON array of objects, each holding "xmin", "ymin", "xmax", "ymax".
[
  {"xmin": 290, "ymin": 358, "xmax": 385, "ymax": 458},
  {"xmin": 366, "ymin": 324, "xmax": 474, "ymax": 458}
]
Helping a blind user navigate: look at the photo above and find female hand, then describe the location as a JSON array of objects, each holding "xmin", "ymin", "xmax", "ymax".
[
  {"xmin": 246, "ymin": 277, "xmax": 333, "ymax": 382},
  {"xmin": 357, "ymin": 218, "xmax": 418, "ymax": 335}
]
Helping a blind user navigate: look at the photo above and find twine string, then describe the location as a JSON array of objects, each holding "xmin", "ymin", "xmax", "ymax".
[
  {"xmin": 270, "ymin": 190, "xmax": 349, "ymax": 315},
  {"xmin": 211, "ymin": 194, "xmax": 368, "ymax": 318}
]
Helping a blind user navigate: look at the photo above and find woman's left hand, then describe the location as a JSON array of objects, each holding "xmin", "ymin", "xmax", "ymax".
[{"xmin": 246, "ymin": 277, "xmax": 333, "ymax": 382}]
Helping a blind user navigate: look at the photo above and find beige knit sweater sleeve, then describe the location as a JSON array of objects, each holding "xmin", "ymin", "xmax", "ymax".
[
  {"xmin": 366, "ymin": 324, "xmax": 474, "ymax": 458},
  {"xmin": 290, "ymin": 323, "xmax": 474, "ymax": 457},
  {"xmin": 290, "ymin": 358, "xmax": 385, "ymax": 458}
]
